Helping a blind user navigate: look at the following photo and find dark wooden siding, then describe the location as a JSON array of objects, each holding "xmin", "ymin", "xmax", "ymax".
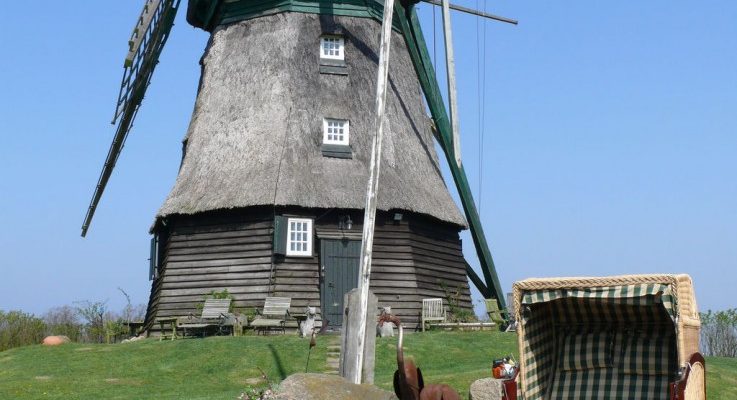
[
  {"xmin": 145, "ymin": 208, "xmax": 472, "ymax": 332},
  {"xmin": 145, "ymin": 210, "xmax": 275, "ymax": 329}
]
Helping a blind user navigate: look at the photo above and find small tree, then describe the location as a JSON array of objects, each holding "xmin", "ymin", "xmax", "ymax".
[
  {"xmin": 700, "ymin": 308, "xmax": 737, "ymax": 357},
  {"xmin": 75, "ymin": 301, "xmax": 107, "ymax": 343}
]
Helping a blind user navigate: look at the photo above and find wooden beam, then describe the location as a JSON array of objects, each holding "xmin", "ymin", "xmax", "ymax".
[
  {"xmin": 421, "ymin": 0, "xmax": 518, "ymax": 25},
  {"xmin": 441, "ymin": 0, "xmax": 461, "ymax": 166},
  {"xmin": 126, "ymin": 0, "xmax": 162, "ymax": 67},
  {"xmin": 352, "ymin": 0, "xmax": 396, "ymax": 384},
  {"xmin": 394, "ymin": 3, "xmax": 507, "ymax": 309}
]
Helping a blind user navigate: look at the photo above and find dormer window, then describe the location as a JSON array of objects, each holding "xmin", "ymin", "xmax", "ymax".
[
  {"xmin": 320, "ymin": 36, "xmax": 344, "ymax": 61},
  {"xmin": 323, "ymin": 119, "xmax": 349, "ymax": 145},
  {"xmin": 319, "ymin": 35, "xmax": 348, "ymax": 76}
]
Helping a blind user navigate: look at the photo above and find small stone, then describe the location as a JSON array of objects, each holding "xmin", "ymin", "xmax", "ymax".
[
  {"xmin": 42, "ymin": 336, "xmax": 70, "ymax": 346},
  {"xmin": 121, "ymin": 335, "xmax": 146, "ymax": 343},
  {"xmin": 469, "ymin": 377, "xmax": 505, "ymax": 400}
]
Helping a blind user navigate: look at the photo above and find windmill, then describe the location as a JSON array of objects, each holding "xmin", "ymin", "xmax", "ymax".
[{"xmin": 82, "ymin": 0, "xmax": 515, "ymax": 333}]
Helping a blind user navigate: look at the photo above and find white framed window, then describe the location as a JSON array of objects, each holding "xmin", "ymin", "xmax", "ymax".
[
  {"xmin": 323, "ymin": 118, "xmax": 349, "ymax": 145},
  {"xmin": 320, "ymin": 36, "xmax": 345, "ymax": 60},
  {"xmin": 286, "ymin": 218, "xmax": 313, "ymax": 256}
]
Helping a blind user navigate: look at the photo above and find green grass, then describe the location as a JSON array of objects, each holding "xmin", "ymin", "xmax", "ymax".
[{"xmin": 0, "ymin": 332, "xmax": 734, "ymax": 399}]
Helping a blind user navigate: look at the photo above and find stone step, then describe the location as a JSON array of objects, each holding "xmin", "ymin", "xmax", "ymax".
[{"xmin": 325, "ymin": 336, "xmax": 341, "ymax": 375}]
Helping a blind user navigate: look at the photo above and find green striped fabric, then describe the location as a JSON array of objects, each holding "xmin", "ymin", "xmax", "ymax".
[
  {"xmin": 518, "ymin": 284, "xmax": 678, "ymax": 400},
  {"xmin": 620, "ymin": 330, "xmax": 676, "ymax": 375},
  {"xmin": 521, "ymin": 283, "xmax": 676, "ymax": 320},
  {"xmin": 560, "ymin": 332, "xmax": 613, "ymax": 371},
  {"xmin": 549, "ymin": 369, "xmax": 672, "ymax": 399}
]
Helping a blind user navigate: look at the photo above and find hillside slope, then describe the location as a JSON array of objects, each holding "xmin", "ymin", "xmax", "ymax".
[{"xmin": 0, "ymin": 332, "xmax": 734, "ymax": 399}]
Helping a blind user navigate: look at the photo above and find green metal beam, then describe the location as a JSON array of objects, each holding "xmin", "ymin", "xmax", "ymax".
[
  {"xmin": 395, "ymin": 2, "xmax": 505, "ymax": 308},
  {"xmin": 465, "ymin": 261, "xmax": 490, "ymax": 298},
  {"xmin": 187, "ymin": 0, "xmax": 402, "ymax": 31}
]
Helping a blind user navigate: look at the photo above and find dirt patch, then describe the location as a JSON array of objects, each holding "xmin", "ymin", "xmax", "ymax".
[
  {"xmin": 245, "ymin": 377, "xmax": 264, "ymax": 385},
  {"xmin": 34, "ymin": 376, "xmax": 52, "ymax": 381},
  {"xmin": 103, "ymin": 378, "xmax": 145, "ymax": 386},
  {"xmin": 75, "ymin": 347, "xmax": 93, "ymax": 352}
]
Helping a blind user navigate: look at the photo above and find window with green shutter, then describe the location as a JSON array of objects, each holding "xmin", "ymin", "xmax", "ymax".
[{"xmin": 274, "ymin": 216, "xmax": 313, "ymax": 257}]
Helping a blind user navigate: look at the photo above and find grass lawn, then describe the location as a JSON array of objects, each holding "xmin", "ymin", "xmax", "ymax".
[{"xmin": 0, "ymin": 331, "xmax": 734, "ymax": 399}]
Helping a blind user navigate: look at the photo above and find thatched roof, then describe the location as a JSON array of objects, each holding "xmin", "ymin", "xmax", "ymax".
[{"xmin": 157, "ymin": 12, "xmax": 466, "ymax": 227}]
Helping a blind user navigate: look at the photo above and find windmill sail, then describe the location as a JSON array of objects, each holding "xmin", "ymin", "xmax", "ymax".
[{"xmin": 81, "ymin": 0, "xmax": 181, "ymax": 237}]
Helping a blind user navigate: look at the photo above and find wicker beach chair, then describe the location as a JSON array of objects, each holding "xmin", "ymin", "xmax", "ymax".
[{"xmin": 509, "ymin": 274, "xmax": 704, "ymax": 400}]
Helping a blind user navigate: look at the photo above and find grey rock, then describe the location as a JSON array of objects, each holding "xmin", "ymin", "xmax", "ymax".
[
  {"xmin": 272, "ymin": 373, "xmax": 397, "ymax": 400},
  {"xmin": 468, "ymin": 377, "xmax": 504, "ymax": 400}
]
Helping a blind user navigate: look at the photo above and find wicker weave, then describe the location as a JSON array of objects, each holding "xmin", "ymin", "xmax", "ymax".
[
  {"xmin": 684, "ymin": 361, "xmax": 706, "ymax": 400},
  {"xmin": 513, "ymin": 274, "xmax": 701, "ymax": 400}
]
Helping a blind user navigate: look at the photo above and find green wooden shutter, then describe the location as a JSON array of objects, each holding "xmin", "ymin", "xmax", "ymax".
[
  {"xmin": 273, "ymin": 216, "xmax": 288, "ymax": 255},
  {"xmin": 149, "ymin": 236, "xmax": 157, "ymax": 280}
]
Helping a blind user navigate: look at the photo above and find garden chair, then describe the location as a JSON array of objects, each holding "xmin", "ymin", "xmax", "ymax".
[
  {"xmin": 251, "ymin": 297, "xmax": 291, "ymax": 335},
  {"xmin": 484, "ymin": 298, "xmax": 509, "ymax": 330},
  {"xmin": 177, "ymin": 298, "xmax": 233, "ymax": 337},
  {"xmin": 421, "ymin": 298, "xmax": 446, "ymax": 332}
]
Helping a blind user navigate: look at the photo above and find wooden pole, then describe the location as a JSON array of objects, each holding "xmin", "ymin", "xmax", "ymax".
[
  {"xmin": 352, "ymin": 0, "xmax": 395, "ymax": 384},
  {"xmin": 421, "ymin": 0, "xmax": 518, "ymax": 25},
  {"xmin": 442, "ymin": 0, "xmax": 462, "ymax": 167}
]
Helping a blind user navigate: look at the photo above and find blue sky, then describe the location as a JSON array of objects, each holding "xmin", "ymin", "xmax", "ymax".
[{"xmin": 0, "ymin": 1, "xmax": 735, "ymax": 315}]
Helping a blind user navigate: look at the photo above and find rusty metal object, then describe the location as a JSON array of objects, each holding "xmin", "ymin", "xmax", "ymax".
[{"xmin": 378, "ymin": 315, "xmax": 461, "ymax": 400}]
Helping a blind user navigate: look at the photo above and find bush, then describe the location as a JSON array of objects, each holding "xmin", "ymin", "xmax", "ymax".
[
  {"xmin": 0, "ymin": 310, "xmax": 47, "ymax": 351},
  {"xmin": 439, "ymin": 281, "xmax": 478, "ymax": 323},
  {"xmin": 700, "ymin": 309, "xmax": 737, "ymax": 357}
]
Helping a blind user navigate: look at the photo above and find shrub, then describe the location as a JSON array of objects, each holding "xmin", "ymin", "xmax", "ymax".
[
  {"xmin": 0, "ymin": 310, "xmax": 47, "ymax": 351},
  {"xmin": 439, "ymin": 281, "xmax": 478, "ymax": 323},
  {"xmin": 700, "ymin": 309, "xmax": 737, "ymax": 357}
]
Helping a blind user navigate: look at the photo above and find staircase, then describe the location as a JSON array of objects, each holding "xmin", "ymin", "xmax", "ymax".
[{"xmin": 324, "ymin": 336, "xmax": 341, "ymax": 375}]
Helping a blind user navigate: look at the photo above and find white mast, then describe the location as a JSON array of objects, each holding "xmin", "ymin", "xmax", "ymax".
[{"xmin": 352, "ymin": 0, "xmax": 395, "ymax": 384}]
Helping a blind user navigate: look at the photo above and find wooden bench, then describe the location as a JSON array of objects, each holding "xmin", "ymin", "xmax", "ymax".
[
  {"xmin": 251, "ymin": 297, "xmax": 291, "ymax": 335},
  {"xmin": 421, "ymin": 298, "xmax": 446, "ymax": 332},
  {"xmin": 177, "ymin": 298, "xmax": 232, "ymax": 337}
]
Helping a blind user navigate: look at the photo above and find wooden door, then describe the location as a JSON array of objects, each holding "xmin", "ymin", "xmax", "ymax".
[{"xmin": 320, "ymin": 239, "xmax": 360, "ymax": 327}]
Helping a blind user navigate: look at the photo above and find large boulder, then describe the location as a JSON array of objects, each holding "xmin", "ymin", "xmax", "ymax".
[
  {"xmin": 42, "ymin": 336, "xmax": 70, "ymax": 346},
  {"xmin": 273, "ymin": 373, "xmax": 397, "ymax": 400},
  {"xmin": 468, "ymin": 377, "xmax": 504, "ymax": 400}
]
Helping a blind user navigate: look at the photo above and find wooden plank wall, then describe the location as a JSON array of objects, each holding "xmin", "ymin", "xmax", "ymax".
[
  {"xmin": 145, "ymin": 208, "xmax": 472, "ymax": 332},
  {"xmin": 370, "ymin": 214, "xmax": 473, "ymax": 329},
  {"xmin": 145, "ymin": 211, "xmax": 275, "ymax": 329}
]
